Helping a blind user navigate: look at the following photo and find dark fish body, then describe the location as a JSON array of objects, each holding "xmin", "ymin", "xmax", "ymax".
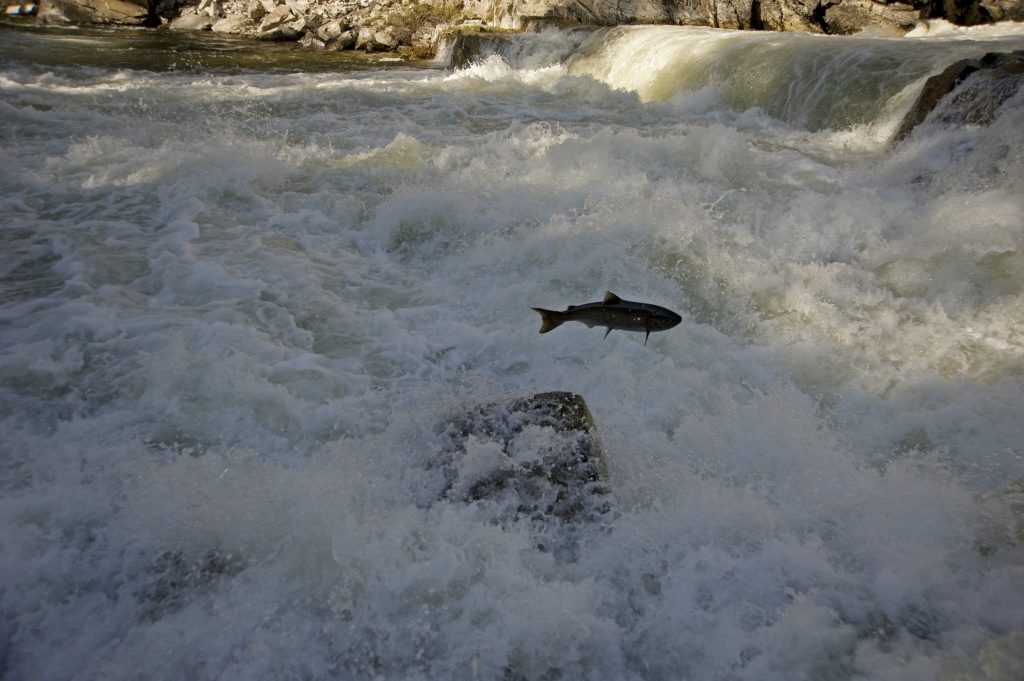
[{"xmin": 532, "ymin": 292, "xmax": 682, "ymax": 345}]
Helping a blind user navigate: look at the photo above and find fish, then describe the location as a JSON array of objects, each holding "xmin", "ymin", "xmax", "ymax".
[{"xmin": 532, "ymin": 291, "xmax": 682, "ymax": 346}]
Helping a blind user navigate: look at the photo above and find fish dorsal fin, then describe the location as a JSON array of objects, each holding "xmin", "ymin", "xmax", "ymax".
[
  {"xmin": 603, "ymin": 291, "xmax": 622, "ymax": 305},
  {"xmin": 567, "ymin": 304, "xmax": 577, "ymax": 310}
]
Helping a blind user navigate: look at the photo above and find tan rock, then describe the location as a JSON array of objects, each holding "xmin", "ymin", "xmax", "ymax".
[
  {"xmin": 38, "ymin": 0, "xmax": 150, "ymax": 24},
  {"xmin": 823, "ymin": 0, "xmax": 920, "ymax": 35},
  {"xmin": 316, "ymin": 18, "xmax": 344, "ymax": 40},
  {"xmin": 258, "ymin": 2, "xmax": 293, "ymax": 30},
  {"xmin": 212, "ymin": 13, "xmax": 249, "ymax": 32},
  {"xmin": 169, "ymin": 12, "xmax": 215, "ymax": 29},
  {"xmin": 246, "ymin": 0, "xmax": 266, "ymax": 21}
]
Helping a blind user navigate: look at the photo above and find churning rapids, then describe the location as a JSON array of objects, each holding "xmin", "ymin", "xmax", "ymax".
[{"xmin": 2, "ymin": 19, "xmax": 1024, "ymax": 681}]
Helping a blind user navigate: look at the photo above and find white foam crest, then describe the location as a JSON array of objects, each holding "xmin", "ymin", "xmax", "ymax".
[
  {"xmin": 568, "ymin": 25, "xmax": 1024, "ymax": 131},
  {"xmin": 443, "ymin": 53, "xmax": 567, "ymax": 88},
  {"xmin": 906, "ymin": 19, "xmax": 1024, "ymax": 39}
]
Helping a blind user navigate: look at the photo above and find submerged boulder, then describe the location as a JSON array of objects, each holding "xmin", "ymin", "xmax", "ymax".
[
  {"xmin": 976, "ymin": 477, "xmax": 1024, "ymax": 555},
  {"xmin": 892, "ymin": 50, "xmax": 1024, "ymax": 145},
  {"xmin": 436, "ymin": 391, "xmax": 612, "ymax": 525},
  {"xmin": 136, "ymin": 548, "xmax": 244, "ymax": 620}
]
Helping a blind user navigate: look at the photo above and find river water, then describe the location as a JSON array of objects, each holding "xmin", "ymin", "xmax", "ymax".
[{"xmin": 2, "ymin": 20, "xmax": 1024, "ymax": 680}]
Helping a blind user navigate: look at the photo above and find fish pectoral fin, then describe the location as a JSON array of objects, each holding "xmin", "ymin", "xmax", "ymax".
[
  {"xmin": 602, "ymin": 291, "xmax": 622, "ymax": 305},
  {"xmin": 603, "ymin": 327, "xmax": 613, "ymax": 340},
  {"xmin": 644, "ymin": 330, "xmax": 650, "ymax": 346}
]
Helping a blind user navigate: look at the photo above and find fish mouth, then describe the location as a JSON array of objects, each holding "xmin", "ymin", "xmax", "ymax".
[{"xmin": 660, "ymin": 314, "xmax": 683, "ymax": 330}]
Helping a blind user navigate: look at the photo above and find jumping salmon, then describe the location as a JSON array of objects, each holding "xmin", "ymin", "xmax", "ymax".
[{"xmin": 532, "ymin": 292, "xmax": 682, "ymax": 346}]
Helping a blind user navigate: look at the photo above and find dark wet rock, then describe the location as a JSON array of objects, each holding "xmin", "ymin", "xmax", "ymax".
[
  {"xmin": 136, "ymin": 549, "xmax": 244, "ymax": 619},
  {"xmin": 438, "ymin": 24, "xmax": 595, "ymax": 68},
  {"xmin": 436, "ymin": 391, "xmax": 612, "ymax": 526},
  {"xmin": 439, "ymin": 30, "xmax": 509, "ymax": 67},
  {"xmin": 853, "ymin": 605, "xmax": 942, "ymax": 646},
  {"xmin": 934, "ymin": 0, "xmax": 1024, "ymax": 24},
  {"xmin": 892, "ymin": 50, "xmax": 1024, "ymax": 145},
  {"xmin": 976, "ymin": 477, "xmax": 1024, "ymax": 556}
]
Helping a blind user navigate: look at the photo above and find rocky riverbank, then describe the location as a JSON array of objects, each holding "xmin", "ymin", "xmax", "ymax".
[
  {"xmin": 166, "ymin": 0, "xmax": 468, "ymax": 55},
  {"xmin": 29, "ymin": 0, "xmax": 1024, "ymax": 58}
]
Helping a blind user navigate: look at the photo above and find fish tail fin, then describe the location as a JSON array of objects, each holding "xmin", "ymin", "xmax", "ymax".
[{"xmin": 532, "ymin": 308, "xmax": 562, "ymax": 334}]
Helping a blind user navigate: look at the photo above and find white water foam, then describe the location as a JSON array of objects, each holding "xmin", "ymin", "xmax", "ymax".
[{"xmin": 2, "ymin": 23, "xmax": 1024, "ymax": 681}]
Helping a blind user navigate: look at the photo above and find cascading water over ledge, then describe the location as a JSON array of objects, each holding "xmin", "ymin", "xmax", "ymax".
[
  {"xmin": 435, "ymin": 23, "xmax": 599, "ymax": 69},
  {"xmin": 440, "ymin": 22, "xmax": 1024, "ymax": 136}
]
